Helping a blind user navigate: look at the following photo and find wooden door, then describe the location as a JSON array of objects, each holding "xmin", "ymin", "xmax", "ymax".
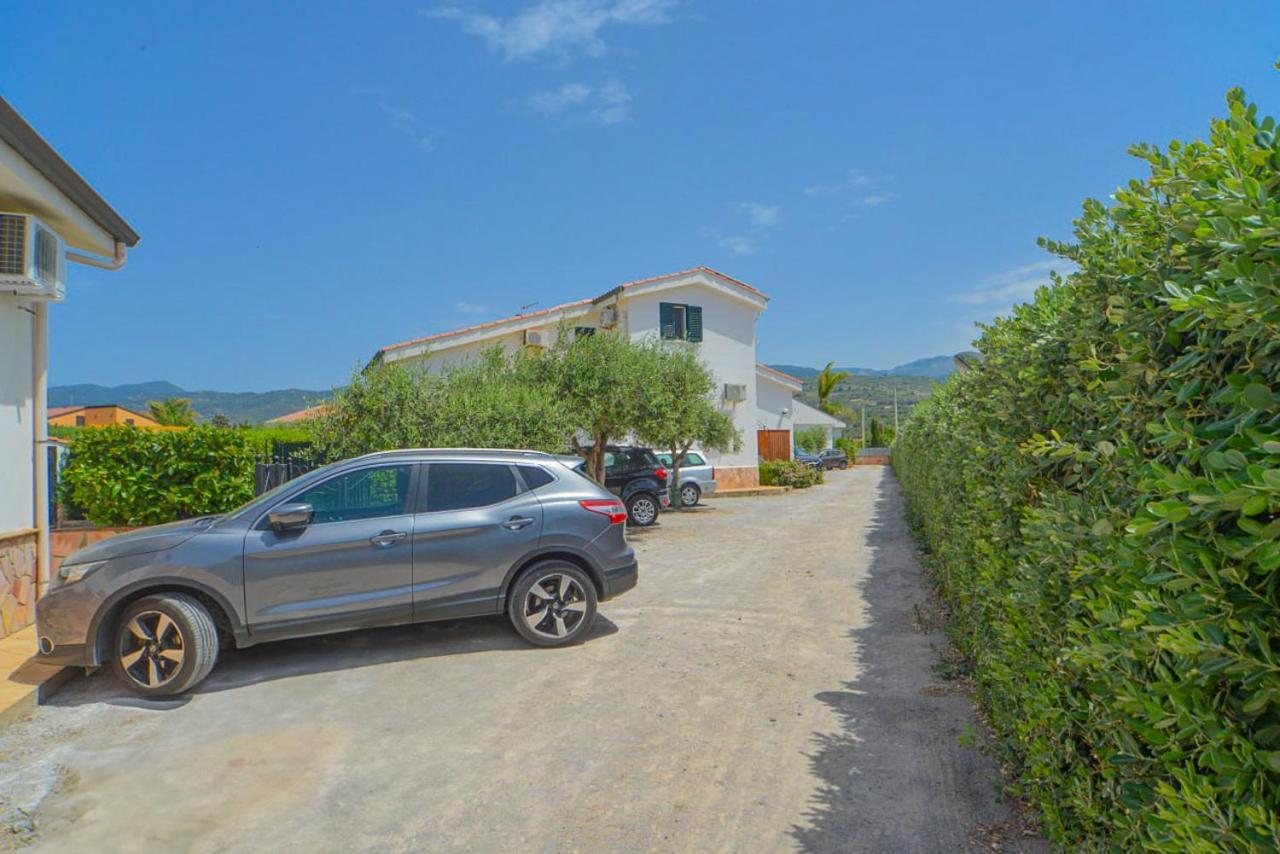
[{"xmin": 757, "ymin": 429, "xmax": 792, "ymax": 462}]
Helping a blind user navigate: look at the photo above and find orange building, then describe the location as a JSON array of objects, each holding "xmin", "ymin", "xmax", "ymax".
[{"xmin": 48, "ymin": 404, "xmax": 161, "ymax": 428}]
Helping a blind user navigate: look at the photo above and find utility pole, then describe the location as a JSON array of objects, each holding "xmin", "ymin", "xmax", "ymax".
[
  {"xmin": 893, "ymin": 387, "xmax": 899, "ymax": 436},
  {"xmin": 860, "ymin": 401, "xmax": 867, "ymax": 447}
]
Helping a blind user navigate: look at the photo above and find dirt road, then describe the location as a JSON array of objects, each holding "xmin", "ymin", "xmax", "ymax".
[{"xmin": 0, "ymin": 468, "xmax": 1042, "ymax": 852}]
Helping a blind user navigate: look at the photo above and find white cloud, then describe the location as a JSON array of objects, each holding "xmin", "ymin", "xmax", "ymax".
[
  {"xmin": 950, "ymin": 260, "xmax": 1071, "ymax": 305},
  {"xmin": 530, "ymin": 82, "xmax": 593, "ymax": 113},
  {"xmin": 375, "ymin": 103, "xmax": 440, "ymax": 151},
  {"xmin": 425, "ymin": 0, "xmax": 676, "ymax": 61},
  {"xmin": 738, "ymin": 201, "xmax": 780, "ymax": 229},
  {"xmin": 592, "ymin": 78, "xmax": 631, "ymax": 124},
  {"xmin": 454, "ymin": 300, "xmax": 489, "ymax": 316},
  {"xmin": 719, "ymin": 235, "xmax": 757, "ymax": 255},
  {"xmin": 528, "ymin": 78, "xmax": 631, "ymax": 123},
  {"xmin": 804, "ymin": 168, "xmax": 874, "ymax": 197},
  {"xmin": 855, "ymin": 192, "xmax": 896, "ymax": 207}
]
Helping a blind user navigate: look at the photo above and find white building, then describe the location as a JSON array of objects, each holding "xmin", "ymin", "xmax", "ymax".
[
  {"xmin": 0, "ymin": 97, "xmax": 138, "ymax": 638},
  {"xmin": 755, "ymin": 365, "xmax": 846, "ymax": 451},
  {"xmin": 372, "ymin": 266, "xmax": 821, "ymax": 488}
]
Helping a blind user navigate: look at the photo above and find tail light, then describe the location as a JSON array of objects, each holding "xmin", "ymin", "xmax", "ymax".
[
  {"xmin": 654, "ymin": 467, "xmax": 667, "ymax": 480},
  {"xmin": 579, "ymin": 499, "xmax": 627, "ymax": 525}
]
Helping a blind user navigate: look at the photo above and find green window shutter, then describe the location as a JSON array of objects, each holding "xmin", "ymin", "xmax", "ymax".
[
  {"xmin": 686, "ymin": 305, "xmax": 703, "ymax": 342},
  {"xmin": 659, "ymin": 302, "xmax": 676, "ymax": 339}
]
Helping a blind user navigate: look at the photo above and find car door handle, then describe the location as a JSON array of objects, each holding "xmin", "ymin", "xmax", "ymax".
[
  {"xmin": 501, "ymin": 516, "xmax": 535, "ymax": 531},
  {"xmin": 370, "ymin": 530, "xmax": 408, "ymax": 547}
]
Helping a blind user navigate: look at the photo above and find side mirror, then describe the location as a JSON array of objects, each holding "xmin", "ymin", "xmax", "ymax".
[{"xmin": 269, "ymin": 502, "xmax": 313, "ymax": 532}]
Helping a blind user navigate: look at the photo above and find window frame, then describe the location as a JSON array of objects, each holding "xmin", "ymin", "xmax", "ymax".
[
  {"xmin": 659, "ymin": 301, "xmax": 704, "ymax": 342},
  {"xmin": 256, "ymin": 462, "xmax": 419, "ymax": 530},
  {"xmin": 415, "ymin": 462, "xmax": 528, "ymax": 514}
]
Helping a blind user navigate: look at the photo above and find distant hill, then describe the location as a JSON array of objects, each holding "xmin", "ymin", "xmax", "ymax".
[
  {"xmin": 49, "ymin": 382, "xmax": 329, "ymax": 425},
  {"xmin": 768, "ymin": 355, "xmax": 956, "ymax": 381}
]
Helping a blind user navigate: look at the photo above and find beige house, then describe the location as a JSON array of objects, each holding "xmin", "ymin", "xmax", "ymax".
[
  {"xmin": 372, "ymin": 266, "xmax": 789, "ymax": 488},
  {"xmin": 0, "ymin": 97, "xmax": 138, "ymax": 637}
]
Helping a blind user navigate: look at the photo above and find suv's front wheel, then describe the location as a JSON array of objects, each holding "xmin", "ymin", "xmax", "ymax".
[
  {"xmin": 509, "ymin": 562, "xmax": 598, "ymax": 646},
  {"xmin": 111, "ymin": 593, "xmax": 220, "ymax": 697}
]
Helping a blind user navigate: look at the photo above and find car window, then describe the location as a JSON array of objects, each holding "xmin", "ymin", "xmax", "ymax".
[
  {"xmin": 685, "ymin": 453, "xmax": 705, "ymax": 466},
  {"xmin": 517, "ymin": 464, "xmax": 555, "ymax": 491},
  {"xmin": 631, "ymin": 449, "xmax": 658, "ymax": 468},
  {"xmin": 291, "ymin": 465, "xmax": 413, "ymax": 525},
  {"xmin": 655, "ymin": 453, "xmax": 673, "ymax": 466},
  {"xmin": 603, "ymin": 451, "xmax": 617, "ymax": 470},
  {"xmin": 427, "ymin": 463, "xmax": 519, "ymax": 512}
]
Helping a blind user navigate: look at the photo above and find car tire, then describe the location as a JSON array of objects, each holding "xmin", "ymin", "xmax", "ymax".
[
  {"xmin": 111, "ymin": 593, "xmax": 220, "ymax": 697},
  {"xmin": 680, "ymin": 483, "xmax": 701, "ymax": 507},
  {"xmin": 509, "ymin": 562, "xmax": 598, "ymax": 647},
  {"xmin": 626, "ymin": 492, "xmax": 660, "ymax": 526}
]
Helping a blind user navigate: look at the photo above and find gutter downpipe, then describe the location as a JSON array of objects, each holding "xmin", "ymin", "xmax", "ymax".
[{"xmin": 33, "ymin": 241, "xmax": 129, "ymax": 598}]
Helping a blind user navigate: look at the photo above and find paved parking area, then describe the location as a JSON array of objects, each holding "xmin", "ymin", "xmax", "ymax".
[{"xmin": 0, "ymin": 468, "xmax": 1042, "ymax": 852}]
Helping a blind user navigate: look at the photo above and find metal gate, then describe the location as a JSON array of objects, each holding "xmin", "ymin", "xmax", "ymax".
[{"xmin": 757, "ymin": 429, "xmax": 792, "ymax": 462}]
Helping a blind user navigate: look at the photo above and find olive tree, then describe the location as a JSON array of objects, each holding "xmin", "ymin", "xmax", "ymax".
[{"xmin": 634, "ymin": 340, "xmax": 740, "ymax": 509}]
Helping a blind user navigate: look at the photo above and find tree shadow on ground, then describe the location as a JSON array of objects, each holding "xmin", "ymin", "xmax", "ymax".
[{"xmin": 790, "ymin": 470, "xmax": 1047, "ymax": 853}]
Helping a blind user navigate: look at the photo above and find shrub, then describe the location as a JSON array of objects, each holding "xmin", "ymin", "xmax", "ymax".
[
  {"xmin": 895, "ymin": 87, "xmax": 1280, "ymax": 850},
  {"xmin": 760, "ymin": 459, "xmax": 823, "ymax": 488},
  {"xmin": 834, "ymin": 436, "xmax": 861, "ymax": 457},
  {"xmin": 59, "ymin": 425, "xmax": 257, "ymax": 526}
]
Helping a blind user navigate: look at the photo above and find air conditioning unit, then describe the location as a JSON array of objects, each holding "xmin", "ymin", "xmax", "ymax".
[
  {"xmin": 723, "ymin": 383, "xmax": 747, "ymax": 402},
  {"xmin": 524, "ymin": 329, "xmax": 548, "ymax": 348},
  {"xmin": 599, "ymin": 306, "xmax": 617, "ymax": 328},
  {"xmin": 0, "ymin": 213, "xmax": 66, "ymax": 301}
]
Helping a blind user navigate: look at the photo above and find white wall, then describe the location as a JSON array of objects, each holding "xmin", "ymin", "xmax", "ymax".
[
  {"xmin": 0, "ymin": 295, "xmax": 34, "ymax": 534},
  {"xmin": 621, "ymin": 284, "xmax": 761, "ymax": 470}
]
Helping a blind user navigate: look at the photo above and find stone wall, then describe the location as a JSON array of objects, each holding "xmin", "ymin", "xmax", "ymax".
[
  {"xmin": 713, "ymin": 465, "xmax": 760, "ymax": 490},
  {"xmin": 0, "ymin": 530, "xmax": 36, "ymax": 638}
]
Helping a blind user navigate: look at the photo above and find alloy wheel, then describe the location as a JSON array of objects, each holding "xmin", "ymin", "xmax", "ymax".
[
  {"xmin": 523, "ymin": 574, "xmax": 589, "ymax": 640},
  {"xmin": 118, "ymin": 610, "xmax": 186, "ymax": 689},
  {"xmin": 630, "ymin": 496, "xmax": 657, "ymax": 525},
  {"xmin": 680, "ymin": 485, "xmax": 699, "ymax": 506}
]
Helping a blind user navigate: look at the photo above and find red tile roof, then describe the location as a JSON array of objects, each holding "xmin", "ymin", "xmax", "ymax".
[
  {"xmin": 755, "ymin": 363, "xmax": 805, "ymax": 386},
  {"xmin": 375, "ymin": 266, "xmax": 767, "ymax": 359},
  {"xmin": 266, "ymin": 404, "xmax": 330, "ymax": 424}
]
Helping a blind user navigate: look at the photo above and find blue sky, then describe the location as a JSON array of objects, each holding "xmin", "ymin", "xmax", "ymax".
[{"xmin": 4, "ymin": 1, "xmax": 1279, "ymax": 391}]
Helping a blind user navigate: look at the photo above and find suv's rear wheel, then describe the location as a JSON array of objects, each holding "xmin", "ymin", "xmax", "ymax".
[
  {"xmin": 111, "ymin": 594, "xmax": 219, "ymax": 697},
  {"xmin": 679, "ymin": 483, "xmax": 701, "ymax": 507},
  {"xmin": 626, "ymin": 492, "xmax": 659, "ymax": 526},
  {"xmin": 509, "ymin": 562, "xmax": 597, "ymax": 646}
]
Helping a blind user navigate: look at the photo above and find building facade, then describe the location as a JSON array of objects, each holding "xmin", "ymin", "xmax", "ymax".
[{"xmin": 373, "ymin": 267, "xmax": 800, "ymax": 489}]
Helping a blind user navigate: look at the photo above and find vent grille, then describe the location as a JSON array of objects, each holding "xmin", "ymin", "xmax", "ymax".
[
  {"xmin": 0, "ymin": 214, "xmax": 25, "ymax": 276},
  {"xmin": 34, "ymin": 226, "xmax": 57, "ymax": 283}
]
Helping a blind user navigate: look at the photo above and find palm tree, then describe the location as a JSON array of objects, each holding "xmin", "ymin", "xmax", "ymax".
[
  {"xmin": 147, "ymin": 397, "xmax": 197, "ymax": 426},
  {"xmin": 816, "ymin": 361, "xmax": 850, "ymax": 415}
]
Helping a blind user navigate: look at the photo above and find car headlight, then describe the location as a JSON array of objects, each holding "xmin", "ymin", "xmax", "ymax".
[{"xmin": 59, "ymin": 560, "xmax": 106, "ymax": 586}]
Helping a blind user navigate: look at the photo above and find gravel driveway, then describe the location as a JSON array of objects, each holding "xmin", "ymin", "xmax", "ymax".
[{"xmin": 1, "ymin": 468, "xmax": 1043, "ymax": 852}]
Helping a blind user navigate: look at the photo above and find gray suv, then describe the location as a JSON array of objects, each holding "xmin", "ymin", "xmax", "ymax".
[{"xmin": 37, "ymin": 449, "xmax": 638, "ymax": 696}]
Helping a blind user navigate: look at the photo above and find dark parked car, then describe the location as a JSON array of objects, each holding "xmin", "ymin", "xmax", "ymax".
[
  {"xmin": 793, "ymin": 450, "xmax": 824, "ymax": 470},
  {"xmin": 597, "ymin": 445, "xmax": 670, "ymax": 526},
  {"xmin": 817, "ymin": 448, "xmax": 849, "ymax": 470},
  {"xmin": 37, "ymin": 449, "xmax": 639, "ymax": 696}
]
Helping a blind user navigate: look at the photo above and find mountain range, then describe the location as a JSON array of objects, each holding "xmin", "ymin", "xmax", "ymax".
[
  {"xmin": 766, "ymin": 355, "xmax": 956, "ymax": 381},
  {"xmin": 49, "ymin": 381, "xmax": 329, "ymax": 425}
]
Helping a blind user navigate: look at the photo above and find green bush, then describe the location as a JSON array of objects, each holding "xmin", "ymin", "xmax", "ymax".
[
  {"xmin": 760, "ymin": 459, "xmax": 823, "ymax": 488},
  {"xmin": 834, "ymin": 436, "xmax": 861, "ymax": 457},
  {"xmin": 59, "ymin": 426, "xmax": 258, "ymax": 526},
  {"xmin": 895, "ymin": 87, "xmax": 1280, "ymax": 850}
]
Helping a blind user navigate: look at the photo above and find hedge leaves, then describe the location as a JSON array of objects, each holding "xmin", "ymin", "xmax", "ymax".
[{"xmin": 896, "ymin": 87, "xmax": 1280, "ymax": 850}]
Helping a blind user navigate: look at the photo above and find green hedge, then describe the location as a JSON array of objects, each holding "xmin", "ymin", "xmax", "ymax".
[
  {"xmin": 894, "ymin": 88, "xmax": 1280, "ymax": 850},
  {"xmin": 760, "ymin": 459, "xmax": 823, "ymax": 488},
  {"xmin": 59, "ymin": 426, "xmax": 260, "ymax": 526}
]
